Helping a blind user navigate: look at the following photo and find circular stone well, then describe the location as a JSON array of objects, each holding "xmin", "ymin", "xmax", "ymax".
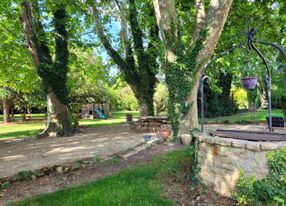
[{"xmin": 195, "ymin": 132, "xmax": 286, "ymax": 197}]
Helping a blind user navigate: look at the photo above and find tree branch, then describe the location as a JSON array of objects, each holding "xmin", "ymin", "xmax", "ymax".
[
  {"xmin": 89, "ymin": 5, "xmax": 127, "ymax": 69},
  {"xmin": 128, "ymin": 0, "xmax": 145, "ymax": 58},
  {"xmin": 147, "ymin": 5, "xmax": 159, "ymax": 51},
  {"xmin": 0, "ymin": 86, "xmax": 28, "ymax": 104},
  {"xmin": 21, "ymin": 1, "xmax": 41, "ymax": 68},
  {"xmin": 114, "ymin": 0, "xmax": 135, "ymax": 67},
  {"xmin": 21, "ymin": 0, "xmax": 52, "ymax": 75},
  {"xmin": 191, "ymin": 0, "xmax": 205, "ymax": 48},
  {"xmin": 54, "ymin": 6, "xmax": 69, "ymax": 77},
  {"xmin": 153, "ymin": 0, "xmax": 178, "ymax": 63}
]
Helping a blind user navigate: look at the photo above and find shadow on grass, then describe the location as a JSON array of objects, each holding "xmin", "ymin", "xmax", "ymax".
[{"xmin": 0, "ymin": 130, "xmax": 41, "ymax": 140}]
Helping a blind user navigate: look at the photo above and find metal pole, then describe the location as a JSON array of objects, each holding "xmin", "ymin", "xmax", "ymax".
[
  {"xmin": 200, "ymin": 76, "xmax": 204, "ymax": 132},
  {"xmin": 265, "ymin": 76, "xmax": 272, "ymax": 131}
]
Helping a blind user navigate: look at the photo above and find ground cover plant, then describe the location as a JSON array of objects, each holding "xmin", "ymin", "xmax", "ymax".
[
  {"xmin": 0, "ymin": 111, "xmax": 139, "ymax": 140},
  {"xmin": 9, "ymin": 148, "xmax": 192, "ymax": 206},
  {"xmin": 233, "ymin": 146, "xmax": 286, "ymax": 205}
]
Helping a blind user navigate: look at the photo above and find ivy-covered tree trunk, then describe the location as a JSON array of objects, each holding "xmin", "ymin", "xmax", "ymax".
[
  {"xmin": 136, "ymin": 91, "xmax": 155, "ymax": 116},
  {"xmin": 154, "ymin": 0, "xmax": 233, "ymax": 137},
  {"xmin": 21, "ymin": 1, "xmax": 73, "ymax": 137},
  {"xmin": 3, "ymin": 97, "xmax": 10, "ymax": 123}
]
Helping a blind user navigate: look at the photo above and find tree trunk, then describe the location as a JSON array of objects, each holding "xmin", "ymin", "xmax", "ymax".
[
  {"xmin": 259, "ymin": 89, "xmax": 268, "ymax": 109},
  {"xmin": 180, "ymin": 0, "xmax": 233, "ymax": 133},
  {"xmin": 21, "ymin": 2, "xmax": 73, "ymax": 137},
  {"xmin": 3, "ymin": 97, "xmax": 10, "ymax": 123},
  {"xmin": 11, "ymin": 102, "xmax": 14, "ymax": 118},
  {"xmin": 39, "ymin": 91, "xmax": 73, "ymax": 137},
  {"xmin": 137, "ymin": 95, "xmax": 155, "ymax": 116},
  {"xmin": 179, "ymin": 78, "xmax": 200, "ymax": 134}
]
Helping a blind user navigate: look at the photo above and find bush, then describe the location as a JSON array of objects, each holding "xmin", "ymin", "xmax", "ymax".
[
  {"xmin": 232, "ymin": 146, "xmax": 286, "ymax": 205},
  {"xmin": 153, "ymin": 84, "xmax": 168, "ymax": 115},
  {"xmin": 108, "ymin": 86, "xmax": 138, "ymax": 111}
]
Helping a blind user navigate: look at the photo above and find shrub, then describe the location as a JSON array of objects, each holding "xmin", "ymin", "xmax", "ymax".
[{"xmin": 232, "ymin": 146, "xmax": 286, "ymax": 205}]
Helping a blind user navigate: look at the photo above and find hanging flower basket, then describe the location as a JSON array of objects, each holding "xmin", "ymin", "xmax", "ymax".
[{"xmin": 242, "ymin": 77, "xmax": 257, "ymax": 89}]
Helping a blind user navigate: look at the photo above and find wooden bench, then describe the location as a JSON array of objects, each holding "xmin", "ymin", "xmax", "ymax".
[{"xmin": 266, "ymin": 116, "xmax": 285, "ymax": 128}]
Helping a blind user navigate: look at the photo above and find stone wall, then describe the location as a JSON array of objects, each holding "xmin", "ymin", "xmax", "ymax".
[{"xmin": 196, "ymin": 132, "xmax": 286, "ymax": 196}]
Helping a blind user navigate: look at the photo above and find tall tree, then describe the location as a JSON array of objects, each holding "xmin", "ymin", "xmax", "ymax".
[
  {"xmin": 153, "ymin": 0, "xmax": 233, "ymax": 136},
  {"xmin": 21, "ymin": 1, "xmax": 73, "ymax": 137},
  {"xmin": 86, "ymin": 0, "xmax": 160, "ymax": 116}
]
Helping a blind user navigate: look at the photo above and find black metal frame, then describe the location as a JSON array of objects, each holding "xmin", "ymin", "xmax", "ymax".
[{"xmin": 199, "ymin": 25, "xmax": 286, "ymax": 132}]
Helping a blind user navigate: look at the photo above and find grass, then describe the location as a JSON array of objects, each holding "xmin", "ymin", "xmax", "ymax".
[
  {"xmin": 0, "ymin": 109, "xmax": 283, "ymax": 140},
  {"xmin": 0, "ymin": 111, "xmax": 139, "ymax": 140},
  {"xmin": 205, "ymin": 109, "xmax": 284, "ymax": 124},
  {"xmin": 9, "ymin": 148, "xmax": 192, "ymax": 206},
  {"xmin": 79, "ymin": 111, "xmax": 139, "ymax": 127},
  {"xmin": 0, "ymin": 123, "xmax": 44, "ymax": 140}
]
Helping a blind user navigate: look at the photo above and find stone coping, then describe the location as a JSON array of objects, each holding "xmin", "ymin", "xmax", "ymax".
[{"xmin": 195, "ymin": 132, "xmax": 286, "ymax": 151}]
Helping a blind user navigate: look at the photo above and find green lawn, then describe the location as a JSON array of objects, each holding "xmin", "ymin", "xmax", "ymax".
[
  {"xmin": 205, "ymin": 109, "xmax": 284, "ymax": 124},
  {"xmin": 79, "ymin": 111, "xmax": 139, "ymax": 127},
  {"xmin": 1, "ymin": 109, "xmax": 284, "ymax": 140},
  {"xmin": 9, "ymin": 148, "xmax": 191, "ymax": 206},
  {"xmin": 0, "ymin": 111, "xmax": 139, "ymax": 140}
]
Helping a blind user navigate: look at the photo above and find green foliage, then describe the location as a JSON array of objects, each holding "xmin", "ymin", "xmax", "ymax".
[
  {"xmin": 67, "ymin": 48, "xmax": 109, "ymax": 102},
  {"xmin": 203, "ymin": 73, "xmax": 238, "ymax": 118},
  {"xmin": 153, "ymin": 84, "xmax": 168, "ymax": 115},
  {"xmin": 10, "ymin": 148, "xmax": 192, "ymax": 206},
  {"xmin": 188, "ymin": 133, "xmax": 201, "ymax": 187},
  {"xmin": 94, "ymin": 155, "xmax": 103, "ymax": 163},
  {"xmin": 106, "ymin": 158, "xmax": 119, "ymax": 165},
  {"xmin": 232, "ymin": 146, "xmax": 286, "ymax": 205},
  {"xmin": 109, "ymin": 86, "xmax": 139, "ymax": 111},
  {"xmin": 232, "ymin": 88, "xmax": 248, "ymax": 109},
  {"xmin": 1, "ymin": 181, "xmax": 12, "ymax": 190},
  {"xmin": 16, "ymin": 170, "xmax": 33, "ymax": 180},
  {"xmin": 247, "ymin": 88, "xmax": 257, "ymax": 106},
  {"xmin": 166, "ymin": 30, "xmax": 206, "ymax": 137}
]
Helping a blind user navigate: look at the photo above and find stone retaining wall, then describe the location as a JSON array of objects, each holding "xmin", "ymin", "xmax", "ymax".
[{"xmin": 196, "ymin": 132, "xmax": 286, "ymax": 196}]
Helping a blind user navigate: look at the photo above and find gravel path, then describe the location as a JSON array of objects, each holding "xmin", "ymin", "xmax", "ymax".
[{"xmin": 0, "ymin": 124, "xmax": 145, "ymax": 179}]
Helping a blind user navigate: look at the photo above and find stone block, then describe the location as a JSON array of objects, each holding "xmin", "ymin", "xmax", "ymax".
[
  {"xmin": 180, "ymin": 134, "xmax": 191, "ymax": 145},
  {"xmin": 276, "ymin": 142, "xmax": 286, "ymax": 149},
  {"xmin": 246, "ymin": 141, "xmax": 261, "ymax": 151},
  {"xmin": 231, "ymin": 139, "xmax": 248, "ymax": 148},
  {"xmin": 202, "ymin": 135, "xmax": 215, "ymax": 144},
  {"xmin": 214, "ymin": 158, "xmax": 236, "ymax": 171},
  {"xmin": 211, "ymin": 166, "xmax": 228, "ymax": 175},
  {"xmin": 260, "ymin": 142, "xmax": 279, "ymax": 151},
  {"xmin": 199, "ymin": 166, "xmax": 215, "ymax": 185},
  {"xmin": 214, "ymin": 170, "xmax": 240, "ymax": 197},
  {"xmin": 213, "ymin": 136, "xmax": 232, "ymax": 146},
  {"xmin": 217, "ymin": 146, "xmax": 245, "ymax": 157},
  {"xmin": 198, "ymin": 154, "xmax": 214, "ymax": 167},
  {"xmin": 214, "ymin": 175, "xmax": 229, "ymax": 196}
]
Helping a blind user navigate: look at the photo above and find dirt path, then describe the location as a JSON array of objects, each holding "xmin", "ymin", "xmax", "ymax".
[
  {"xmin": 0, "ymin": 143, "xmax": 185, "ymax": 205},
  {"xmin": 1, "ymin": 123, "xmax": 283, "ymax": 179},
  {"xmin": 0, "ymin": 124, "xmax": 146, "ymax": 179}
]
